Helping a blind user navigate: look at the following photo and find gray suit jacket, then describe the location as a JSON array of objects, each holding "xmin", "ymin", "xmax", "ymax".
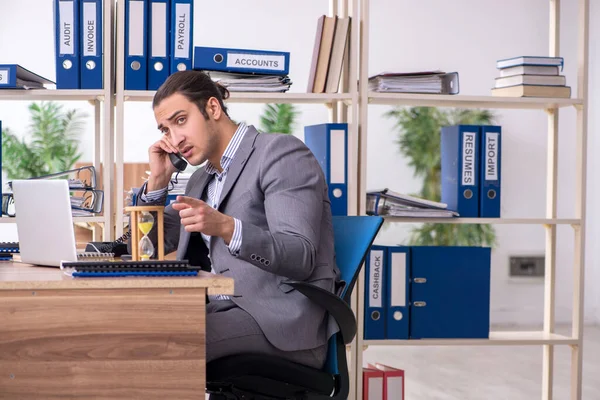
[{"xmin": 136, "ymin": 125, "xmax": 341, "ymax": 352}]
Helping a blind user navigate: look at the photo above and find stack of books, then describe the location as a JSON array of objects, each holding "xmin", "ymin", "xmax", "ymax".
[
  {"xmin": 307, "ymin": 15, "xmax": 351, "ymax": 93},
  {"xmin": 193, "ymin": 46, "xmax": 292, "ymax": 93},
  {"xmin": 491, "ymin": 56, "xmax": 570, "ymax": 98},
  {"xmin": 366, "ymin": 188, "xmax": 458, "ymax": 218}
]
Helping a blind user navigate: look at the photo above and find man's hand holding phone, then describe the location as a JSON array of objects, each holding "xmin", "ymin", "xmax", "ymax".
[{"xmin": 147, "ymin": 137, "xmax": 180, "ymax": 192}]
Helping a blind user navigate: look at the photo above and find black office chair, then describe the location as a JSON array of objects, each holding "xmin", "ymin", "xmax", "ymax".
[{"xmin": 206, "ymin": 215, "xmax": 384, "ymax": 400}]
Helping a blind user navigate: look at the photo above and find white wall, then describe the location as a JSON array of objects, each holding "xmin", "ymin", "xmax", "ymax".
[{"xmin": 0, "ymin": 0, "xmax": 597, "ymax": 326}]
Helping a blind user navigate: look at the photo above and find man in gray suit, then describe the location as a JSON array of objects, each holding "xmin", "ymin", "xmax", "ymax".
[{"xmin": 135, "ymin": 70, "xmax": 340, "ymax": 369}]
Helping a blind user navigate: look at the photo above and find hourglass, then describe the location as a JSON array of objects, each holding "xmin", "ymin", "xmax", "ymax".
[
  {"xmin": 125, "ymin": 205, "xmax": 165, "ymax": 261},
  {"xmin": 138, "ymin": 211, "xmax": 154, "ymax": 260}
]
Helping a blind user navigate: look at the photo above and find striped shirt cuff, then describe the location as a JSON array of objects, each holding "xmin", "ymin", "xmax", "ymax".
[
  {"xmin": 139, "ymin": 182, "xmax": 168, "ymax": 204},
  {"xmin": 227, "ymin": 218, "xmax": 243, "ymax": 255}
]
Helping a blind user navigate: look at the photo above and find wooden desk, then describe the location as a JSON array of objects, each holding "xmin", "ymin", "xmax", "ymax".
[{"xmin": 0, "ymin": 262, "xmax": 234, "ymax": 399}]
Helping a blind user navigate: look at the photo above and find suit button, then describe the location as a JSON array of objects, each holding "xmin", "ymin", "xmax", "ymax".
[
  {"xmin": 250, "ymin": 254, "xmax": 256, "ymax": 260},
  {"xmin": 265, "ymin": 260, "xmax": 271, "ymax": 266}
]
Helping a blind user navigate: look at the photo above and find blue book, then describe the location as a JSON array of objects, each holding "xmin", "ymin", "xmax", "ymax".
[
  {"xmin": 385, "ymin": 246, "xmax": 411, "ymax": 340},
  {"xmin": 441, "ymin": 125, "xmax": 480, "ymax": 218},
  {"xmin": 170, "ymin": 0, "xmax": 193, "ymax": 72},
  {"xmin": 479, "ymin": 125, "xmax": 502, "ymax": 218},
  {"xmin": 304, "ymin": 123, "xmax": 348, "ymax": 216},
  {"xmin": 364, "ymin": 245, "xmax": 387, "ymax": 340},
  {"xmin": 125, "ymin": 0, "xmax": 148, "ymax": 90},
  {"xmin": 54, "ymin": 0, "xmax": 81, "ymax": 89},
  {"xmin": 80, "ymin": 0, "xmax": 103, "ymax": 89},
  {"xmin": 148, "ymin": 0, "xmax": 171, "ymax": 90},
  {"xmin": 496, "ymin": 56, "xmax": 564, "ymax": 70},
  {"xmin": 193, "ymin": 46, "xmax": 290, "ymax": 76},
  {"xmin": 409, "ymin": 246, "xmax": 491, "ymax": 339}
]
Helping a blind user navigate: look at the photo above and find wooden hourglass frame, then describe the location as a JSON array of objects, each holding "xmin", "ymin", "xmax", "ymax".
[{"xmin": 125, "ymin": 206, "xmax": 165, "ymax": 261}]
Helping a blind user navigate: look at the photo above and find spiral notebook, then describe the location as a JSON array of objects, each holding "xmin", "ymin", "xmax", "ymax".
[
  {"xmin": 61, "ymin": 259, "xmax": 200, "ymax": 277},
  {"xmin": 0, "ymin": 242, "xmax": 20, "ymax": 254}
]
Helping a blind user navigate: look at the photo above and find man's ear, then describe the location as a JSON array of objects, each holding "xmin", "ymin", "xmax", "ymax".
[{"xmin": 206, "ymin": 97, "xmax": 222, "ymax": 120}]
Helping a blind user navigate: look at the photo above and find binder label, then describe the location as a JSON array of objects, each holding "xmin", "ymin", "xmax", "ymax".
[
  {"xmin": 59, "ymin": 1, "xmax": 75, "ymax": 55},
  {"xmin": 226, "ymin": 53, "xmax": 286, "ymax": 72},
  {"xmin": 83, "ymin": 3, "xmax": 97, "ymax": 57},
  {"xmin": 461, "ymin": 131, "xmax": 476, "ymax": 186},
  {"xmin": 151, "ymin": 3, "xmax": 168, "ymax": 57},
  {"xmin": 0, "ymin": 70, "xmax": 8, "ymax": 85},
  {"xmin": 128, "ymin": 1, "xmax": 145, "ymax": 56},
  {"xmin": 369, "ymin": 249, "xmax": 383, "ymax": 308},
  {"xmin": 390, "ymin": 252, "xmax": 406, "ymax": 307},
  {"xmin": 174, "ymin": 4, "xmax": 191, "ymax": 58},
  {"xmin": 485, "ymin": 132, "xmax": 499, "ymax": 181},
  {"xmin": 330, "ymin": 129, "xmax": 346, "ymax": 184}
]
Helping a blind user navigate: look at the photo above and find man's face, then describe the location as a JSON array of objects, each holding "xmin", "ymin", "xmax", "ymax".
[{"xmin": 154, "ymin": 93, "xmax": 218, "ymax": 166}]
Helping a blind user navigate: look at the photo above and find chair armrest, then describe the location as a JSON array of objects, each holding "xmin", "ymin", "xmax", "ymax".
[{"xmin": 283, "ymin": 281, "xmax": 356, "ymax": 345}]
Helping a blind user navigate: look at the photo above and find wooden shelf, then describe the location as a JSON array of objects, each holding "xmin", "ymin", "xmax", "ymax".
[
  {"xmin": 368, "ymin": 92, "xmax": 583, "ymax": 110},
  {"xmin": 0, "ymin": 216, "xmax": 105, "ymax": 224},
  {"xmin": 382, "ymin": 217, "xmax": 581, "ymax": 225},
  {"xmin": 0, "ymin": 90, "xmax": 105, "ymax": 101},
  {"xmin": 364, "ymin": 331, "xmax": 579, "ymax": 346},
  {"xmin": 123, "ymin": 90, "xmax": 353, "ymax": 104}
]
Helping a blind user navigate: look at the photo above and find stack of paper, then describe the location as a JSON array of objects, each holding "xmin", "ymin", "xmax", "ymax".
[
  {"xmin": 367, "ymin": 188, "xmax": 458, "ymax": 218},
  {"xmin": 206, "ymin": 71, "xmax": 292, "ymax": 93},
  {"xmin": 368, "ymin": 71, "xmax": 459, "ymax": 94}
]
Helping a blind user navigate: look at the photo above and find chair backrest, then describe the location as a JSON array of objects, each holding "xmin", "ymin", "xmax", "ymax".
[
  {"xmin": 333, "ymin": 216, "xmax": 385, "ymax": 304},
  {"xmin": 325, "ymin": 216, "xmax": 384, "ymax": 376}
]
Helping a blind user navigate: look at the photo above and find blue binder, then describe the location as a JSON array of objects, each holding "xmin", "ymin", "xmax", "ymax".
[
  {"xmin": 441, "ymin": 125, "xmax": 480, "ymax": 218},
  {"xmin": 80, "ymin": 0, "xmax": 103, "ymax": 89},
  {"xmin": 54, "ymin": 0, "xmax": 81, "ymax": 89},
  {"xmin": 125, "ymin": 0, "xmax": 148, "ymax": 90},
  {"xmin": 304, "ymin": 123, "xmax": 348, "ymax": 216},
  {"xmin": 170, "ymin": 0, "xmax": 193, "ymax": 72},
  {"xmin": 385, "ymin": 246, "xmax": 411, "ymax": 340},
  {"xmin": 148, "ymin": 0, "xmax": 170, "ymax": 90},
  {"xmin": 364, "ymin": 245, "xmax": 387, "ymax": 340},
  {"xmin": 480, "ymin": 125, "xmax": 502, "ymax": 218},
  {"xmin": 0, "ymin": 65, "xmax": 54, "ymax": 89},
  {"xmin": 193, "ymin": 46, "xmax": 290, "ymax": 76},
  {"xmin": 409, "ymin": 246, "xmax": 491, "ymax": 339}
]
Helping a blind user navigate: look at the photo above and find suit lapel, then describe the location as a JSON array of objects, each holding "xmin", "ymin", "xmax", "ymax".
[
  {"xmin": 176, "ymin": 170, "xmax": 212, "ymax": 260},
  {"xmin": 217, "ymin": 126, "xmax": 258, "ymax": 210}
]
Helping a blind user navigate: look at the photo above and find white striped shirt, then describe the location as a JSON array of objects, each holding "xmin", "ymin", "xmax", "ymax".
[{"xmin": 141, "ymin": 122, "xmax": 247, "ymax": 264}]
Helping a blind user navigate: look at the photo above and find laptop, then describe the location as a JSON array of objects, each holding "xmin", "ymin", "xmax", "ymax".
[{"xmin": 12, "ymin": 179, "xmax": 78, "ymax": 267}]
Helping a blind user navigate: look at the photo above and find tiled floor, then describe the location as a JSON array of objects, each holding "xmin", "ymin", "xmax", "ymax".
[{"xmin": 362, "ymin": 325, "xmax": 600, "ymax": 400}]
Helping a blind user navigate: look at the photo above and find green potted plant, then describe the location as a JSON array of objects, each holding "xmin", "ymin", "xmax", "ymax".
[
  {"xmin": 259, "ymin": 103, "xmax": 299, "ymax": 134},
  {"xmin": 385, "ymin": 106, "xmax": 497, "ymax": 247},
  {"xmin": 2, "ymin": 101, "xmax": 87, "ymax": 180}
]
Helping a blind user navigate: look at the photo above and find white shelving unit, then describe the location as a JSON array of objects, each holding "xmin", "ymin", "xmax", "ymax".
[
  {"xmin": 1, "ymin": 1, "xmax": 115, "ymax": 242},
  {"xmin": 351, "ymin": 0, "xmax": 589, "ymax": 399}
]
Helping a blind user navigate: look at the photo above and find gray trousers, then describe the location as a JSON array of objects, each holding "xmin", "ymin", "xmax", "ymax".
[{"xmin": 206, "ymin": 299, "xmax": 328, "ymax": 369}]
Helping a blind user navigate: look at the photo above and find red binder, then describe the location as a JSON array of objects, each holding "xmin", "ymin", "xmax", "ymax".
[
  {"xmin": 368, "ymin": 363, "xmax": 405, "ymax": 400},
  {"xmin": 363, "ymin": 367, "xmax": 384, "ymax": 400}
]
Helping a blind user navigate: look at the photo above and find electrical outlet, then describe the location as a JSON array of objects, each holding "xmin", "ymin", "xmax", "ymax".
[{"xmin": 509, "ymin": 256, "xmax": 545, "ymax": 277}]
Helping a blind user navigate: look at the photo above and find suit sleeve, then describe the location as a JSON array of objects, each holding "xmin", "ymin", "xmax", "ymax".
[{"xmin": 236, "ymin": 136, "xmax": 326, "ymax": 281}]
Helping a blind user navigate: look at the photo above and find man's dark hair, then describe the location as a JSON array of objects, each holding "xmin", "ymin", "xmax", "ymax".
[{"xmin": 153, "ymin": 70, "xmax": 230, "ymax": 119}]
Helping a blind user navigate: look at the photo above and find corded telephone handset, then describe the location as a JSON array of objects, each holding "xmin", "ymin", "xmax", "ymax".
[{"xmin": 169, "ymin": 152, "xmax": 188, "ymax": 171}]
